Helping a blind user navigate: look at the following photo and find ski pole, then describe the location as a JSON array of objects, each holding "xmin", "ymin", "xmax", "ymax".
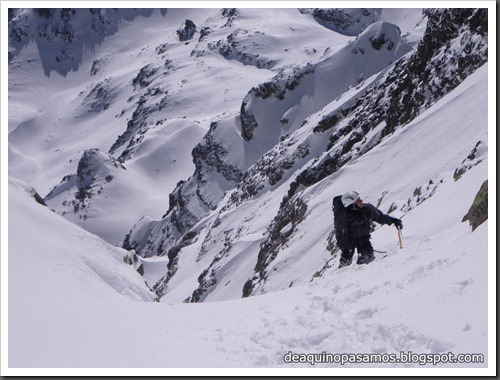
[{"xmin": 397, "ymin": 227, "xmax": 403, "ymax": 249}]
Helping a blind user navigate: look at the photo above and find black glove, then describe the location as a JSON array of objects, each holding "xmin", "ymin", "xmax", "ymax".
[{"xmin": 392, "ymin": 218, "xmax": 403, "ymax": 229}]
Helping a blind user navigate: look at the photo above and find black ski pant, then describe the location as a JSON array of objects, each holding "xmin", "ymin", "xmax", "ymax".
[{"xmin": 340, "ymin": 235, "xmax": 374, "ymax": 261}]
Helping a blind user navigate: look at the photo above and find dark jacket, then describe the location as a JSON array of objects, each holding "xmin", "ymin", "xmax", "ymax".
[{"xmin": 332, "ymin": 195, "xmax": 395, "ymax": 250}]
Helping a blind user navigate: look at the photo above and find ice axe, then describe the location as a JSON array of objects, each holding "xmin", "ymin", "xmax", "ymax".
[{"xmin": 397, "ymin": 226, "xmax": 403, "ymax": 249}]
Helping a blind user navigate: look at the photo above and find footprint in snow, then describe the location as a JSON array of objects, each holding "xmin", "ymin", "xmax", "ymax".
[{"xmin": 354, "ymin": 307, "xmax": 378, "ymax": 319}]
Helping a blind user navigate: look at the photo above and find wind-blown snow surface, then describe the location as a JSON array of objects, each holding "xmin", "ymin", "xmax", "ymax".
[{"xmin": 3, "ymin": 5, "xmax": 495, "ymax": 376}]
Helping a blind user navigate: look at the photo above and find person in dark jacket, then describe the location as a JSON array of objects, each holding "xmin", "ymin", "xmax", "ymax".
[{"xmin": 333, "ymin": 191, "xmax": 403, "ymax": 268}]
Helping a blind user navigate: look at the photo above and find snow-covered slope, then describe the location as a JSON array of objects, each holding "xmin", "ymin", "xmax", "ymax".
[
  {"xmin": 8, "ymin": 8, "xmax": 425, "ymax": 245},
  {"xmin": 7, "ymin": 8, "xmax": 355, "ymax": 244},
  {"xmin": 5, "ymin": 6, "xmax": 493, "ymax": 374},
  {"xmin": 6, "ymin": 142, "xmax": 491, "ymax": 370},
  {"xmin": 119, "ymin": 8, "xmax": 488, "ymax": 304},
  {"xmin": 5, "ymin": 117, "xmax": 492, "ymax": 371},
  {"xmin": 144, "ymin": 63, "xmax": 489, "ymax": 304}
]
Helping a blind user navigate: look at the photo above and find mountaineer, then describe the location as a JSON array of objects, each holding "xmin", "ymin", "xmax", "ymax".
[{"xmin": 333, "ymin": 191, "xmax": 403, "ymax": 268}]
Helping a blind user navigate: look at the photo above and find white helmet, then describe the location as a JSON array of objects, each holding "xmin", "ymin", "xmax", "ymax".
[{"xmin": 341, "ymin": 191, "xmax": 360, "ymax": 207}]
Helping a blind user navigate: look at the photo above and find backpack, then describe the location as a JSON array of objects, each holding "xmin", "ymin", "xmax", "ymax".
[{"xmin": 332, "ymin": 195, "xmax": 345, "ymax": 213}]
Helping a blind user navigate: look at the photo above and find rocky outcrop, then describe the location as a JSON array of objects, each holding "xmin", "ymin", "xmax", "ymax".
[
  {"xmin": 238, "ymin": 69, "xmax": 303, "ymax": 140},
  {"xmin": 80, "ymin": 77, "xmax": 115, "ymax": 113},
  {"xmin": 302, "ymin": 8, "xmax": 378, "ymax": 36},
  {"xmin": 234, "ymin": 21, "xmax": 411, "ymax": 201},
  {"xmin": 45, "ymin": 148, "xmax": 125, "ymax": 218},
  {"xmin": 285, "ymin": 8, "xmax": 488, "ymax": 201},
  {"xmin": 243, "ymin": 196, "xmax": 308, "ymax": 297},
  {"xmin": 152, "ymin": 230, "xmax": 199, "ymax": 297},
  {"xmin": 240, "ymin": 8, "xmax": 488, "ymax": 297},
  {"xmin": 123, "ymin": 250, "xmax": 145, "ymax": 276},
  {"xmin": 210, "ymin": 29, "xmax": 276, "ymax": 69},
  {"xmin": 192, "ymin": 122, "xmax": 244, "ymax": 186},
  {"xmin": 75, "ymin": 149, "xmax": 124, "ymax": 199},
  {"xmin": 462, "ymin": 180, "xmax": 488, "ymax": 231},
  {"xmin": 109, "ymin": 62, "xmax": 169, "ymax": 161},
  {"xmin": 454, "ymin": 141, "xmax": 486, "ymax": 181},
  {"xmin": 177, "ymin": 19, "xmax": 196, "ymax": 42},
  {"xmin": 8, "ymin": 8, "xmax": 157, "ymax": 76},
  {"xmin": 240, "ymin": 96, "xmax": 259, "ymax": 141},
  {"xmin": 122, "ymin": 120, "xmax": 244, "ymax": 262}
]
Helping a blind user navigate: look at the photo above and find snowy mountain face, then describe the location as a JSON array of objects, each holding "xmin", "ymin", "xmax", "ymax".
[
  {"xmin": 7, "ymin": 7, "xmax": 491, "ymax": 371},
  {"xmin": 9, "ymin": 7, "xmax": 488, "ymax": 298},
  {"xmin": 116, "ymin": 8, "xmax": 487, "ymax": 303}
]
